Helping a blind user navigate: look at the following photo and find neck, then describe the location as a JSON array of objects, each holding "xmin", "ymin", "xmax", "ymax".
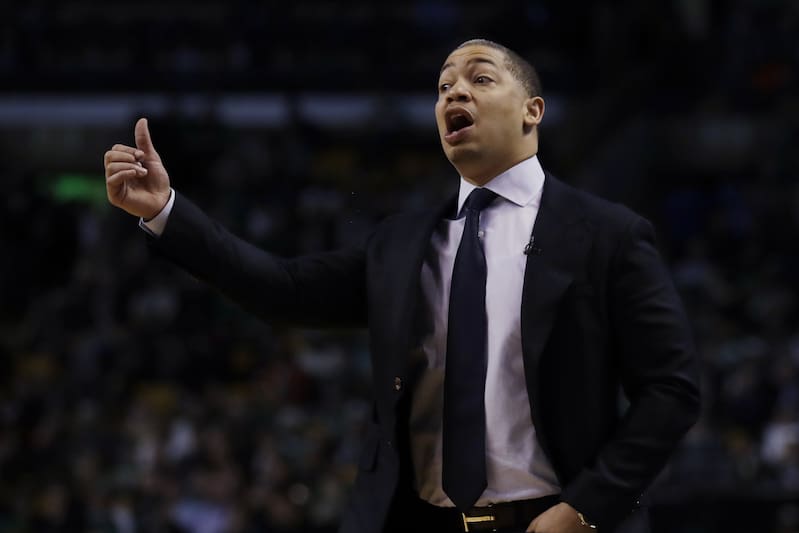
[{"xmin": 460, "ymin": 152, "xmax": 537, "ymax": 186}]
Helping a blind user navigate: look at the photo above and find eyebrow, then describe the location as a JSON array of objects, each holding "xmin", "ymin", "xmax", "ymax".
[{"xmin": 439, "ymin": 57, "xmax": 500, "ymax": 75}]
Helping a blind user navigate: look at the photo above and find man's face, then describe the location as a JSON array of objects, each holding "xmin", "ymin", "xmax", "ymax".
[{"xmin": 435, "ymin": 44, "xmax": 541, "ymax": 184}]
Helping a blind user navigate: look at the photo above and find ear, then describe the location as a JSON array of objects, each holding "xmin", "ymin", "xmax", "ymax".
[{"xmin": 523, "ymin": 96, "xmax": 545, "ymax": 128}]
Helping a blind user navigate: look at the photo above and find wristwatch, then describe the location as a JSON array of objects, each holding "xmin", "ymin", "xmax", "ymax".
[{"xmin": 576, "ymin": 511, "xmax": 597, "ymax": 529}]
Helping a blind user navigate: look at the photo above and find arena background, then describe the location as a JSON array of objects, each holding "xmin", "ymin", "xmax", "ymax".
[{"xmin": 1, "ymin": 1, "xmax": 798, "ymax": 532}]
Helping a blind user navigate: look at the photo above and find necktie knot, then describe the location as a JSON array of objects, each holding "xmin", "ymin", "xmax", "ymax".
[{"xmin": 462, "ymin": 188, "xmax": 497, "ymax": 216}]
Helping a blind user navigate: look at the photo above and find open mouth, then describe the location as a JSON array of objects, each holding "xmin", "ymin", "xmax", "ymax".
[
  {"xmin": 444, "ymin": 108, "xmax": 475, "ymax": 144},
  {"xmin": 445, "ymin": 109, "xmax": 475, "ymax": 134}
]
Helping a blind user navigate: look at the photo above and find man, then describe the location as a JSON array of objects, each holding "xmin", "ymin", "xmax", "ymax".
[{"xmin": 104, "ymin": 39, "xmax": 700, "ymax": 533}]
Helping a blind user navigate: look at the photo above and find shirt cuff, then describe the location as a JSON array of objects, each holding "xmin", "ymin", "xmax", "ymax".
[{"xmin": 139, "ymin": 188, "xmax": 175, "ymax": 237}]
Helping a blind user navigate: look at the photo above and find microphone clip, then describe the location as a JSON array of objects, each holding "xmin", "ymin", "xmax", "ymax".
[{"xmin": 524, "ymin": 235, "xmax": 541, "ymax": 256}]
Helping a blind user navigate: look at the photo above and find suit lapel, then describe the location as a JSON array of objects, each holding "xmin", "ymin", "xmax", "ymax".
[
  {"xmin": 379, "ymin": 176, "xmax": 590, "ymax": 403},
  {"xmin": 386, "ymin": 176, "xmax": 589, "ymax": 376},
  {"xmin": 520, "ymin": 174, "xmax": 591, "ymax": 425},
  {"xmin": 382, "ymin": 194, "xmax": 457, "ymax": 384}
]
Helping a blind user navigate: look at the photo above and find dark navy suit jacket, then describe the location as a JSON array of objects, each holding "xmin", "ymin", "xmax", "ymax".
[{"xmin": 148, "ymin": 173, "xmax": 701, "ymax": 533}]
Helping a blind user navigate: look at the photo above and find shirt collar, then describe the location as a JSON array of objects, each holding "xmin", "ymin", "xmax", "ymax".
[{"xmin": 456, "ymin": 155, "xmax": 545, "ymax": 216}]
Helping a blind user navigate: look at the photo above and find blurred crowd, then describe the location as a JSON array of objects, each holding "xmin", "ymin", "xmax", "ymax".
[{"xmin": 2, "ymin": 0, "xmax": 799, "ymax": 532}]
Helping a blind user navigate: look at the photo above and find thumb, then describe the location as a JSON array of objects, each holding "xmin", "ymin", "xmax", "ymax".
[{"xmin": 134, "ymin": 117, "xmax": 157, "ymax": 154}]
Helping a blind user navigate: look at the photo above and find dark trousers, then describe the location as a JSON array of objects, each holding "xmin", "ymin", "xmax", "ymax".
[
  {"xmin": 385, "ymin": 493, "xmax": 560, "ymax": 533},
  {"xmin": 383, "ymin": 491, "xmax": 650, "ymax": 533}
]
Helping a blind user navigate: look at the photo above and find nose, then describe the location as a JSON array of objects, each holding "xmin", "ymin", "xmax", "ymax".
[{"xmin": 446, "ymin": 80, "xmax": 471, "ymax": 103}]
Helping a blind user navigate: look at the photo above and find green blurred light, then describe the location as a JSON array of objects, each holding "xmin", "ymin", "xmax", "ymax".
[{"xmin": 51, "ymin": 174, "xmax": 108, "ymax": 207}]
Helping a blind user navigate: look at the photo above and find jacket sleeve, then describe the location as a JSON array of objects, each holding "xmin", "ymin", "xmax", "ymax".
[
  {"xmin": 146, "ymin": 191, "xmax": 368, "ymax": 328},
  {"xmin": 561, "ymin": 216, "xmax": 701, "ymax": 528}
]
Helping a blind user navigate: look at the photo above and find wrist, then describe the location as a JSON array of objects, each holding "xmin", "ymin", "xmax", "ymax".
[
  {"xmin": 144, "ymin": 189, "xmax": 172, "ymax": 221},
  {"xmin": 576, "ymin": 510, "xmax": 597, "ymax": 529}
]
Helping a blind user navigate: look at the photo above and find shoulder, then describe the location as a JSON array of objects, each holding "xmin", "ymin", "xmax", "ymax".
[
  {"xmin": 544, "ymin": 172, "xmax": 647, "ymax": 235},
  {"xmin": 369, "ymin": 194, "xmax": 456, "ymax": 240},
  {"xmin": 370, "ymin": 208, "xmax": 430, "ymax": 239},
  {"xmin": 363, "ymin": 203, "xmax": 448, "ymax": 261}
]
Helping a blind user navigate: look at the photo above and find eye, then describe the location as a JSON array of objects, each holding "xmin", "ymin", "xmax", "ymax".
[
  {"xmin": 475, "ymin": 75, "xmax": 492, "ymax": 84},
  {"xmin": 439, "ymin": 82, "xmax": 451, "ymax": 92}
]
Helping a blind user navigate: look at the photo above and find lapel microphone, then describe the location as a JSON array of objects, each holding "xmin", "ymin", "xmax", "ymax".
[{"xmin": 524, "ymin": 235, "xmax": 542, "ymax": 256}]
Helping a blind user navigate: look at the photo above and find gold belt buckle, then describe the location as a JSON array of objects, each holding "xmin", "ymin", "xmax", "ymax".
[{"xmin": 461, "ymin": 507, "xmax": 496, "ymax": 532}]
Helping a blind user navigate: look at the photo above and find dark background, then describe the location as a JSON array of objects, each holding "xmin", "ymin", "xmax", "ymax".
[{"xmin": 1, "ymin": 1, "xmax": 798, "ymax": 532}]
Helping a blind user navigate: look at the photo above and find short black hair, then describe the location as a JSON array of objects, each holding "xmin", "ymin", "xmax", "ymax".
[{"xmin": 454, "ymin": 39, "xmax": 542, "ymax": 98}]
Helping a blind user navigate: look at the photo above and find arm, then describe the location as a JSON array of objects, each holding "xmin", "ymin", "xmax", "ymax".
[
  {"xmin": 149, "ymin": 191, "xmax": 367, "ymax": 327},
  {"xmin": 104, "ymin": 118, "xmax": 367, "ymax": 328},
  {"xmin": 558, "ymin": 216, "xmax": 701, "ymax": 529}
]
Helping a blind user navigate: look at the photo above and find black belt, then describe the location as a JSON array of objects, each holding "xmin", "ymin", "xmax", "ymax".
[{"xmin": 411, "ymin": 494, "xmax": 561, "ymax": 532}]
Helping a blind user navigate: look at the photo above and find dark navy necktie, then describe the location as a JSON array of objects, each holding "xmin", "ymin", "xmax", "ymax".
[{"xmin": 442, "ymin": 187, "xmax": 497, "ymax": 512}]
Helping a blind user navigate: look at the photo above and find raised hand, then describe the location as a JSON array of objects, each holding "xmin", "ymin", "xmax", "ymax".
[{"xmin": 104, "ymin": 118, "xmax": 171, "ymax": 219}]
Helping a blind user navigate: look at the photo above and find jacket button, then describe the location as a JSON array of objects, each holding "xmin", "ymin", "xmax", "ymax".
[{"xmin": 393, "ymin": 377, "xmax": 403, "ymax": 391}]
